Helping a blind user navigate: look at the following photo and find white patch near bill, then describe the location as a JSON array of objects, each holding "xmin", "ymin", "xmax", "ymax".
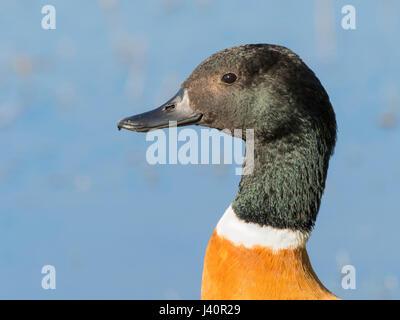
[
  {"xmin": 216, "ymin": 204, "xmax": 310, "ymax": 251},
  {"xmin": 173, "ymin": 88, "xmax": 197, "ymax": 118}
]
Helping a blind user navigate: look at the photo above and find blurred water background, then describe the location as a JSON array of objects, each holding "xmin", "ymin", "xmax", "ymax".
[{"xmin": 0, "ymin": 0, "xmax": 399, "ymax": 299}]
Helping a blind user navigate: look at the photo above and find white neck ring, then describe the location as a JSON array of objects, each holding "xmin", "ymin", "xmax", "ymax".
[{"xmin": 216, "ymin": 205, "xmax": 310, "ymax": 251}]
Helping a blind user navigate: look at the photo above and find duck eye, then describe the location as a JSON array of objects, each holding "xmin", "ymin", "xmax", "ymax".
[{"xmin": 221, "ymin": 73, "xmax": 237, "ymax": 84}]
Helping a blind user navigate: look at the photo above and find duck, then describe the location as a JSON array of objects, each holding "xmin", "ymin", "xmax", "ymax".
[{"xmin": 117, "ymin": 44, "xmax": 338, "ymax": 300}]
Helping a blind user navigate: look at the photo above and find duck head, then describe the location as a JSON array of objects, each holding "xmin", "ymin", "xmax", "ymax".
[{"xmin": 118, "ymin": 44, "xmax": 337, "ymax": 233}]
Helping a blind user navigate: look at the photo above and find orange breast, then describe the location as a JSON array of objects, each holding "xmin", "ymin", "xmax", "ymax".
[{"xmin": 201, "ymin": 230, "xmax": 338, "ymax": 300}]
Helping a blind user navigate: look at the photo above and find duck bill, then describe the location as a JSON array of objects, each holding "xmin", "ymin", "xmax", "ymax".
[{"xmin": 117, "ymin": 88, "xmax": 202, "ymax": 132}]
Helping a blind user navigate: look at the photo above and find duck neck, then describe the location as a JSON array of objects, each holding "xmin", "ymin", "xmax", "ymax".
[{"xmin": 232, "ymin": 130, "xmax": 330, "ymax": 233}]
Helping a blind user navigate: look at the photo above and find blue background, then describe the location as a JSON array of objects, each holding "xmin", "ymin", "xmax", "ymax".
[{"xmin": 0, "ymin": 0, "xmax": 399, "ymax": 299}]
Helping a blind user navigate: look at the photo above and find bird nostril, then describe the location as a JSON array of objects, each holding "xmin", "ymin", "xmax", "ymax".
[{"xmin": 163, "ymin": 104, "xmax": 176, "ymax": 111}]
